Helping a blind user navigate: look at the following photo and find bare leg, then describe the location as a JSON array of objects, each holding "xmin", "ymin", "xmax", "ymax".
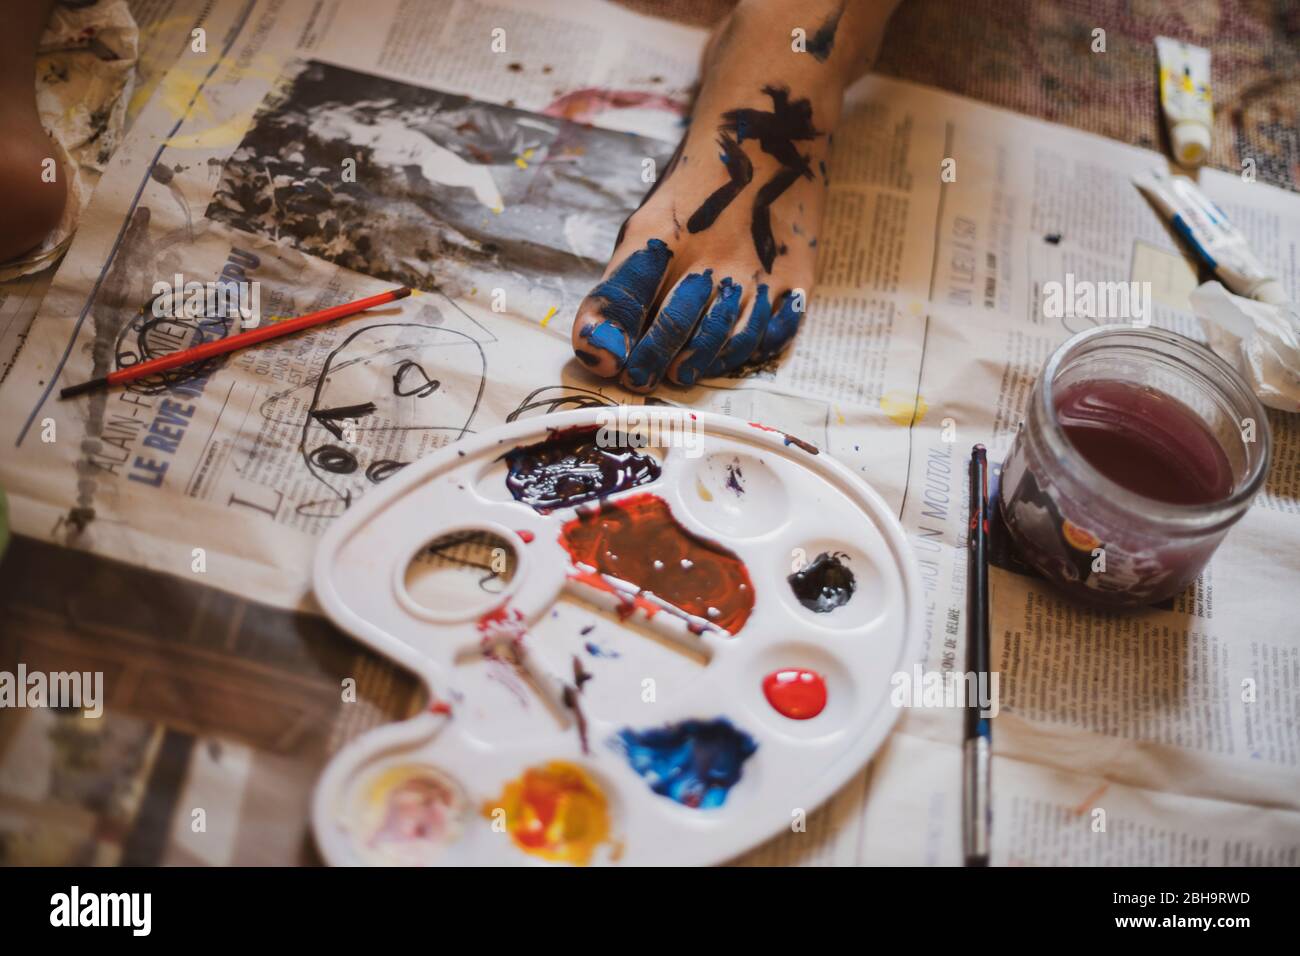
[{"xmin": 0, "ymin": 0, "xmax": 68, "ymax": 264}]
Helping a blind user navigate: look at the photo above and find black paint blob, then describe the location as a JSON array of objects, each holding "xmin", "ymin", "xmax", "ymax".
[
  {"xmin": 503, "ymin": 426, "xmax": 661, "ymax": 512},
  {"xmin": 788, "ymin": 551, "xmax": 856, "ymax": 612}
]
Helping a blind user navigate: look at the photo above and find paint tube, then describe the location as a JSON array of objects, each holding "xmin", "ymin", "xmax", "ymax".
[
  {"xmin": 1155, "ymin": 37, "xmax": 1213, "ymax": 168},
  {"xmin": 1133, "ymin": 168, "xmax": 1289, "ymax": 306}
]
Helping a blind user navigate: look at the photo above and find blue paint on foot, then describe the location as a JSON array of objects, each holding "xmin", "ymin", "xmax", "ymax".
[
  {"xmin": 705, "ymin": 284, "xmax": 772, "ymax": 376},
  {"xmin": 624, "ymin": 270, "xmax": 713, "ymax": 388},
  {"xmin": 612, "ymin": 717, "xmax": 757, "ymax": 809},
  {"xmin": 579, "ymin": 322, "xmax": 629, "ymax": 362},
  {"xmin": 755, "ymin": 291, "xmax": 803, "ymax": 360},
  {"xmin": 582, "ymin": 238, "xmax": 672, "ymax": 364},
  {"xmin": 675, "ymin": 277, "xmax": 742, "ymax": 385}
]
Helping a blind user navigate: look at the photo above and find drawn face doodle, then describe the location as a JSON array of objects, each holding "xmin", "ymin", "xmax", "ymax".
[{"xmin": 260, "ymin": 316, "xmax": 486, "ymax": 518}]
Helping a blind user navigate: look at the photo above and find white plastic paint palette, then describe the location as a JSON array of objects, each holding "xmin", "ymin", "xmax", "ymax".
[{"xmin": 311, "ymin": 408, "xmax": 921, "ymax": 866}]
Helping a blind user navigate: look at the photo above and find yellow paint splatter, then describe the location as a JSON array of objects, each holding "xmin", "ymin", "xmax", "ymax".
[
  {"xmin": 835, "ymin": 407, "xmax": 846, "ymax": 425},
  {"xmin": 540, "ymin": 306, "xmax": 558, "ymax": 328},
  {"xmin": 128, "ymin": 15, "xmax": 209, "ymax": 118},
  {"xmin": 166, "ymin": 107, "xmax": 261, "ymax": 149},
  {"xmin": 879, "ymin": 390, "xmax": 928, "ymax": 427},
  {"xmin": 157, "ymin": 52, "xmax": 284, "ymax": 150}
]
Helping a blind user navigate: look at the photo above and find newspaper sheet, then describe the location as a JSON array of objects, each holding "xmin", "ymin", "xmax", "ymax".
[{"xmin": 0, "ymin": 0, "xmax": 1297, "ymax": 865}]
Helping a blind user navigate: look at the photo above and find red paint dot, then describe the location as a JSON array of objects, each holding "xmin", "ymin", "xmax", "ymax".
[
  {"xmin": 516, "ymin": 529, "xmax": 535, "ymax": 543},
  {"xmin": 762, "ymin": 669, "xmax": 827, "ymax": 720}
]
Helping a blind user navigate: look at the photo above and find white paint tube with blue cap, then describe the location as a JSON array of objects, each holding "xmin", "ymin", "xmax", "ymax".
[{"xmin": 1133, "ymin": 168, "xmax": 1289, "ymax": 306}]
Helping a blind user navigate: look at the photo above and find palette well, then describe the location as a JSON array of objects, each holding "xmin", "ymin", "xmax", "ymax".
[{"xmin": 311, "ymin": 408, "xmax": 921, "ymax": 866}]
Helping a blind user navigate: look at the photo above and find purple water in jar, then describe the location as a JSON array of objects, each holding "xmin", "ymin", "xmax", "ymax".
[{"xmin": 999, "ymin": 326, "xmax": 1270, "ymax": 608}]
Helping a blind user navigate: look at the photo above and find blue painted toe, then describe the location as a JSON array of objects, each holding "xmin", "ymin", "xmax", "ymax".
[
  {"xmin": 675, "ymin": 277, "xmax": 742, "ymax": 385},
  {"xmin": 704, "ymin": 284, "xmax": 772, "ymax": 376},
  {"xmin": 624, "ymin": 270, "xmax": 714, "ymax": 389}
]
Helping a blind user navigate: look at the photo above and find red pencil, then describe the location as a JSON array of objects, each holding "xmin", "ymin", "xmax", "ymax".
[{"xmin": 59, "ymin": 286, "xmax": 411, "ymax": 399}]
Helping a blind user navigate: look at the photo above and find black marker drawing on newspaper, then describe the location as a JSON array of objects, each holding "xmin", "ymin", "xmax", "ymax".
[
  {"xmin": 256, "ymin": 299, "xmax": 491, "ymax": 520},
  {"xmin": 506, "ymin": 384, "xmax": 617, "ymax": 422}
]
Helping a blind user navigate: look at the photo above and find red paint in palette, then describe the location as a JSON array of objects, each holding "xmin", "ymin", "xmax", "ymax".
[
  {"xmin": 558, "ymin": 493, "xmax": 754, "ymax": 634},
  {"xmin": 762, "ymin": 669, "xmax": 827, "ymax": 719}
]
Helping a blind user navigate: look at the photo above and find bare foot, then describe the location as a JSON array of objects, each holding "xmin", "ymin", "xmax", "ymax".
[
  {"xmin": 0, "ymin": 0, "xmax": 68, "ymax": 265},
  {"xmin": 572, "ymin": 0, "xmax": 896, "ymax": 392}
]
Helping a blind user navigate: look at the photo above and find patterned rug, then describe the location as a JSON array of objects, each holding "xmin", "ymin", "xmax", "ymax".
[{"xmin": 617, "ymin": 0, "xmax": 1300, "ymax": 192}]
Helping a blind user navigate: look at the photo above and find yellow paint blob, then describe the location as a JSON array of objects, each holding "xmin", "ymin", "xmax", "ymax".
[{"xmin": 482, "ymin": 761, "xmax": 611, "ymax": 865}]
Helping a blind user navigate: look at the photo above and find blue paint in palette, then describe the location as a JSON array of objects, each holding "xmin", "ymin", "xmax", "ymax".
[
  {"xmin": 583, "ymin": 238, "xmax": 673, "ymax": 363},
  {"xmin": 612, "ymin": 717, "xmax": 757, "ymax": 809},
  {"xmin": 624, "ymin": 270, "xmax": 714, "ymax": 389},
  {"xmin": 675, "ymin": 277, "xmax": 742, "ymax": 385},
  {"xmin": 705, "ymin": 283, "xmax": 772, "ymax": 377}
]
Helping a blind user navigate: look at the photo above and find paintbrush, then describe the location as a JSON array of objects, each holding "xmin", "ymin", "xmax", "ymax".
[
  {"xmin": 964, "ymin": 443, "xmax": 992, "ymax": 867},
  {"xmin": 59, "ymin": 286, "xmax": 411, "ymax": 399}
]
